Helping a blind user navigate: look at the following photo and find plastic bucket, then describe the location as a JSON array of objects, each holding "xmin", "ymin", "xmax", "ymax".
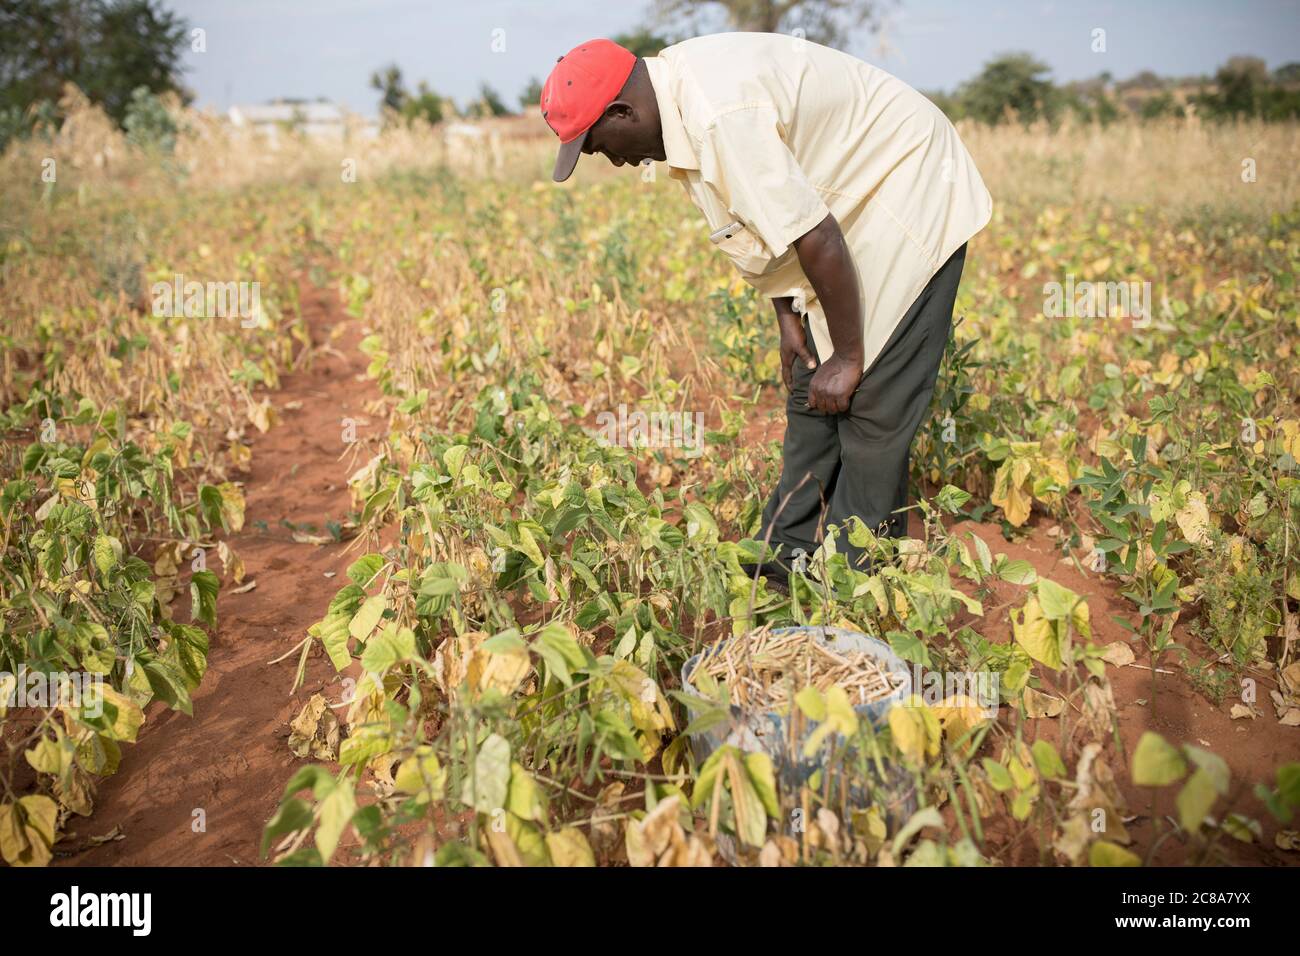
[{"xmin": 680, "ymin": 625, "xmax": 916, "ymax": 831}]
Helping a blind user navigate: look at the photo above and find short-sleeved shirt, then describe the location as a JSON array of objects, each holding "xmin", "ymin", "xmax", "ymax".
[{"xmin": 644, "ymin": 33, "xmax": 993, "ymax": 371}]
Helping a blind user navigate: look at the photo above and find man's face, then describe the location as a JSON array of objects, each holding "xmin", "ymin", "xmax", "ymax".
[{"xmin": 582, "ymin": 102, "xmax": 665, "ymax": 169}]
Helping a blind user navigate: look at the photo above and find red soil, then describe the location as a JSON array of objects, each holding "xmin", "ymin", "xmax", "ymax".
[{"xmin": 58, "ymin": 281, "xmax": 376, "ymax": 866}]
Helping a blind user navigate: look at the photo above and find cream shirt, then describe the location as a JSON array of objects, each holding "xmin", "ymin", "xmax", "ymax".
[{"xmin": 645, "ymin": 33, "xmax": 992, "ymax": 371}]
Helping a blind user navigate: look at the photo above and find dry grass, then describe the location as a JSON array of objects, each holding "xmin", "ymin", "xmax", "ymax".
[
  {"xmin": 3, "ymin": 87, "xmax": 1296, "ymax": 219},
  {"xmin": 958, "ymin": 116, "xmax": 1300, "ymax": 216}
]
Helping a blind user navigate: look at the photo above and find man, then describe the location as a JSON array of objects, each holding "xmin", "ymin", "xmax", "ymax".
[{"xmin": 542, "ymin": 34, "xmax": 991, "ymax": 587}]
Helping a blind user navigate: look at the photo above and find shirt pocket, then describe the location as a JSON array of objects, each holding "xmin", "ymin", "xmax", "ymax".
[{"xmin": 708, "ymin": 220, "xmax": 772, "ymax": 276}]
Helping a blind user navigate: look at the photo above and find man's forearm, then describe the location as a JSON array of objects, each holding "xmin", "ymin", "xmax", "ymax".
[{"xmin": 792, "ymin": 213, "xmax": 863, "ymax": 365}]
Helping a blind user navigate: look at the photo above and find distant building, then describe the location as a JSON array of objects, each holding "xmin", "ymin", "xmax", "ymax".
[{"xmin": 227, "ymin": 100, "xmax": 378, "ymax": 143}]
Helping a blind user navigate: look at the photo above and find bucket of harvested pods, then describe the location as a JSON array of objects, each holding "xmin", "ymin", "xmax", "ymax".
[{"xmin": 680, "ymin": 625, "xmax": 914, "ymax": 827}]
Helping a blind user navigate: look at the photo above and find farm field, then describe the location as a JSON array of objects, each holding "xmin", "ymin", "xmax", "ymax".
[{"xmin": 2, "ymin": 102, "xmax": 1299, "ymax": 868}]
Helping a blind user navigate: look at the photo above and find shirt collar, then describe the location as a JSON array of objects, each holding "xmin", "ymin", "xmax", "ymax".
[{"xmin": 645, "ymin": 56, "xmax": 699, "ymax": 173}]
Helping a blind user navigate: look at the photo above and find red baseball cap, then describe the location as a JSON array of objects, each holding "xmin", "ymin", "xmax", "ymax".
[{"xmin": 542, "ymin": 39, "xmax": 637, "ymax": 182}]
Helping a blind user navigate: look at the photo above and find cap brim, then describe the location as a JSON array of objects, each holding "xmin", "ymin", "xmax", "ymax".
[{"xmin": 552, "ymin": 132, "xmax": 587, "ymax": 183}]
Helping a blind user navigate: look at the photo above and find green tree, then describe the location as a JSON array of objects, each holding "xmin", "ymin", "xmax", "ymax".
[
  {"xmin": 402, "ymin": 81, "xmax": 446, "ymax": 125},
  {"xmin": 1211, "ymin": 56, "xmax": 1270, "ymax": 115},
  {"xmin": 958, "ymin": 52, "xmax": 1060, "ymax": 125},
  {"xmin": 1137, "ymin": 92, "xmax": 1184, "ymax": 121},
  {"xmin": 370, "ymin": 63, "xmax": 407, "ymax": 114},
  {"xmin": 0, "ymin": 0, "xmax": 188, "ymax": 127},
  {"xmin": 371, "ymin": 66, "xmax": 448, "ymax": 126},
  {"xmin": 652, "ymin": 0, "xmax": 885, "ymax": 48},
  {"xmin": 1063, "ymin": 74, "xmax": 1119, "ymax": 126},
  {"xmin": 518, "ymin": 76, "xmax": 543, "ymax": 110},
  {"xmin": 612, "ymin": 29, "xmax": 671, "ymax": 58},
  {"xmin": 466, "ymin": 83, "xmax": 511, "ymax": 119},
  {"xmin": 1193, "ymin": 56, "xmax": 1299, "ymax": 120}
]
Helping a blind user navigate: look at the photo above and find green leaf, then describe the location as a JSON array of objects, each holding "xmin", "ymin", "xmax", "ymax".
[
  {"xmin": 346, "ymin": 554, "xmax": 385, "ymax": 587},
  {"xmin": 794, "ymin": 685, "xmax": 827, "ymax": 722},
  {"xmin": 258, "ymin": 801, "xmax": 312, "ymax": 858},
  {"xmin": 462, "ymin": 733, "xmax": 511, "ymax": 814},
  {"xmin": 1037, "ymin": 578, "xmax": 1082, "ymax": 621},
  {"xmin": 1031, "ymin": 739, "xmax": 1066, "ymax": 780},
  {"xmin": 533, "ymin": 623, "xmax": 587, "ymax": 687},
  {"xmin": 349, "ymin": 594, "xmax": 387, "ymax": 641},
  {"xmin": 313, "ymin": 612, "xmax": 353, "ymax": 671},
  {"xmin": 92, "ymin": 534, "xmax": 121, "ymax": 576},
  {"xmin": 886, "ymin": 629, "xmax": 932, "ymax": 667},
  {"xmin": 1132, "ymin": 732, "xmax": 1187, "ymax": 786},
  {"xmin": 315, "ymin": 777, "xmax": 356, "ymax": 864},
  {"xmin": 1184, "ymin": 745, "xmax": 1229, "ymax": 794},
  {"xmin": 506, "ymin": 763, "xmax": 546, "ymax": 823},
  {"xmin": 1089, "ymin": 840, "xmax": 1141, "ymax": 867},
  {"xmin": 359, "ymin": 624, "xmax": 416, "ymax": 674},
  {"xmin": 141, "ymin": 660, "xmax": 193, "ymax": 717},
  {"xmin": 982, "ymin": 758, "xmax": 1014, "ymax": 792},
  {"xmin": 198, "ymin": 484, "xmax": 224, "ymax": 528},
  {"xmin": 1176, "ymin": 769, "xmax": 1220, "ymax": 834},
  {"xmin": 743, "ymin": 751, "xmax": 780, "ymax": 818},
  {"xmin": 443, "ymin": 444, "xmax": 469, "ymax": 478},
  {"xmin": 1012, "ymin": 597, "xmax": 1062, "ymax": 670},
  {"xmin": 514, "ymin": 524, "xmax": 545, "ymax": 568},
  {"xmin": 996, "ymin": 558, "xmax": 1037, "ymax": 586},
  {"xmin": 189, "ymin": 570, "xmax": 219, "ymax": 627}
]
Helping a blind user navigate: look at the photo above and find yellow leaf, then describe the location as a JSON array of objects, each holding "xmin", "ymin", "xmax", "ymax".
[
  {"xmin": 931, "ymin": 695, "xmax": 990, "ymax": 750},
  {"xmin": 545, "ymin": 827, "xmax": 596, "ymax": 866},
  {"xmin": 1013, "ymin": 597, "xmax": 1063, "ymax": 670},
  {"xmin": 1100, "ymin": 641, "xmax": 1135, "ymax": 667},
  {"xmin": 0, "ymin": 795, "xmax": 58, "ymax": 867},
  {"xmin": 349, "ymin": 594, "xmax": 387, "ymax": 641},
  {"xmin": 1090, "ymin": 840, "xmax": 1141, "ymax": 867},
  {"xmin": 1174, "ymin": 492, "xmax": 1212, "ymax": 546},
  {"xmin": 887, "ymin": 696, "xmax": 940, "ymax": 764},
  {"xmin": 1023, "ymin": 686, "xmax": 1064, "ymax": 718},
  {"xmin": 217, "ymin": 482, "xmax": 246, "ymax": 532},
  {"xmin": 991, "ymin": 459, "xmax": 1033, "ymax": 527}
]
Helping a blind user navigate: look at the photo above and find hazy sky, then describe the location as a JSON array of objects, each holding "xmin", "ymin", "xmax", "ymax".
[{"xmin": 164, "ymin": 0, "xmax": 1300, "ymax": 116}]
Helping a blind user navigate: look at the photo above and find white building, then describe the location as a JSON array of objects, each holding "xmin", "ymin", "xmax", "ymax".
[{"xmin": 227, "ymin": 101, "xmax": 378, "ymax": 143}]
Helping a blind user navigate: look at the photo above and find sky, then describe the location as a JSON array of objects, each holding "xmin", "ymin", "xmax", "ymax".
[{"xmin": 163, "ymin": 0, "xmax": 1300, "ymax": 116}]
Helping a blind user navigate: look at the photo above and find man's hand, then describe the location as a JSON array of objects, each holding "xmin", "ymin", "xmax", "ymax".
[
  {"xmin": 775, "ymin": 299, "xmax": 817, "ymax": 391},
  {"xmin": 807, "ymin": 351, "xmax": 860, "ymax": 414},
  {"xmin": 790, "ymin": 213, "xmax": 865, "ymax": 414}
]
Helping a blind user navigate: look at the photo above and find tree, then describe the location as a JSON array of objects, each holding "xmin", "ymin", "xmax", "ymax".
[
  {"xmin": 1119, "ymin": 70, "xmax": 1164, "ymax": 92},
  {"xmin": 652, "ymin": 0, "xmax": 885, "ymax": 49},
  {"xmin": 1062, "ymin": 74, "xmax": 1119, "ymax": 126},
  {"xmin": 1137, "ymin": 91, "xmax": 1184, "ymax": 121},
  {"xmin": 370, "ymin": 63, "xmax": 406, "ymax": 114},
  {"xmin": 612, "ymin": 29, "xmax": 671, "ymax": 58},
  {"xmin": 518, "ymin": 76, "xmax": 543, "ymax": 110},
  {"xmin": 0, "ymin": 0, "xmax": 189, "ymax": 127},
  {"xmin": 1212, "ymin": 55, "xmax": 1269, "ymax": 115},
  {"xmin": 401, "ymin": 81, "xmax": 445, "ymax": 126},
  {"xmin": 958, "ymin": 53, "xmax": 1060, "ymax": 125},
  {"xmin": 466, "ymin": 83, "xmax": 511, "ymax": 119},
  {"xmin": 370, "ymin": 66, "xmax": 447, "ymax": 126},
  {"xmin": 1193, "ymin": 56, "xmax": 1298, "ymax": 120}
]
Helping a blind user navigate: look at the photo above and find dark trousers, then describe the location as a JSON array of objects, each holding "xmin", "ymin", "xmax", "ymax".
[{"xmin": 759, "ymin": 243, "xmax": 967, "ymax": 571}]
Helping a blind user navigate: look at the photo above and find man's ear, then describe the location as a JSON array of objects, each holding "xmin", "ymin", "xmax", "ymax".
[{"xmin": 604, "ymin": 100, "xmax": 635, "ymax": 121}]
